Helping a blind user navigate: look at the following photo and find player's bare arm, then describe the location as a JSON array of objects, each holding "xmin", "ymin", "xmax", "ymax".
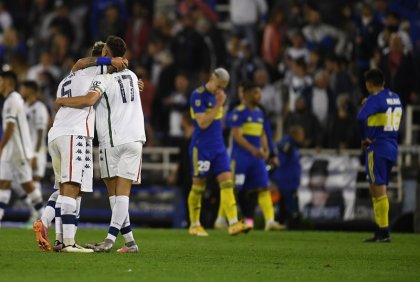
[
  {"xmin": 138, "ymin": 79, "xmax": 144, "ymax": 92},
  {"xmin": 71, "ymin": 57, "xmax": 128, "ymax": 73},
  {"xmin": 261, "ymin": 133, "xmax": 270, "ymax": 161},
  {"xmin": 194, "ymin": 90, "xmax": 226, "ymax": 129},
  {"xmin": 232, "ymin": 127, "xmax": 264, "ymax": 159},
  {"xmin": 0, "ymin": 122, "xmax": 14, "ymax": 157},
  {"xmin": 56, "ymin": 90, "xmax": 101, "ymax": 109}
]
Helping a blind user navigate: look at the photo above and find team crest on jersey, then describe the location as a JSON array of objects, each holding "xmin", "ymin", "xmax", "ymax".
[
  {"xmin": 93, "ymin": 81, "xmax": 101, "ymax": 87},
  {"xmin": 208, "ymin": 102, "xmax": 213, "ymax": 107},
  {"xmin": 247, "ymin": 117, "xmax": 252, "ymax": 122},
  {"xmin": 232, "ymin": 114, "xmax": 238, "ymax": 121},
  {"xmin": 195, "ymin": 99, "xmax": 201, "ymax": 107}
]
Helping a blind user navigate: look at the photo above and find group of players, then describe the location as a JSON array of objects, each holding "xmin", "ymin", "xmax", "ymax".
[{"xmin": 0, "ymin": 33, "xmax": 401, "ymax": 251}]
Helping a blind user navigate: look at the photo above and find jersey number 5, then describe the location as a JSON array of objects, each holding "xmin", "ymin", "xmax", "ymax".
[
  {"xmin": 61, "ymin": 80, "xmax": 72, "ymax": 97},
  {"xmin": 384, "ymin": 107, "xmax": 402, "ymax": 132}
]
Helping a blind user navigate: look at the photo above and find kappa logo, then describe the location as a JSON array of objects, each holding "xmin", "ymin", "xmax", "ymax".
[
  {"xmin": 76, "ymin": 149, "xmax": 83, "ymax": 154},
  {"xmin": 76, "ymin": 142, "xmax": 83, "ymax": 147},
  {"xmin": 195, "ymin": 99, "xmax": 201, "ymax": 107},
  {"xmin": 76, "ymin": 136, "xmax": 84, "ymax": 140},
  {"xmin": 76, "ymin": 156, "xmax": 82, "ymax": 161},
  {"xmin": 85, "ymin": 164, "xmax": 91, "ymax": 169},
  {"xmin": 85, "ymin": 157, "xmax": 91, "ymax": 162}
]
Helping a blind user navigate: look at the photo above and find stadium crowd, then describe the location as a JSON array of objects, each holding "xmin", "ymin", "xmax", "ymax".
[{"xmin": 0, "ymin": 0, "xmax": 419, "ymax": 150}]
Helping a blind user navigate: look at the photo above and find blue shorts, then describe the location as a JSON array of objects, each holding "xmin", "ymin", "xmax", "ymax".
[
  {"xmin": 189, "ymin": 145, "xmax": 231, "ymax": 178},
  {"xmin": 365, "ymin": 148, "xmax": 395, "ymax": 185},
  {"xmin": 231, "ymin": 156, "xmax": 268, "ymax": 190}
]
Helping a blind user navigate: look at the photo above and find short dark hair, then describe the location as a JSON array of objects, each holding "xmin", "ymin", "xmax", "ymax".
[
  {"xmin": 364, "ymin": 69, "xmax": 384, "ymax": 86},
  {"xmin": 0, "ymin": 70, "xmax": 18, "ymax": 87},
  {"xmin": 242, "ymin": 81, "xmax": 258, "ymax": 94},
  {"xmin": 91, "ymin": 41, "xmax": 105, "ymax": 57},
  {"xmin": 105, "ymin": 35, "xmax": 127, "ymax": 57},
  {"xmin": 21, "ymin": 80, "xmax": 39, "ymax": 92}
]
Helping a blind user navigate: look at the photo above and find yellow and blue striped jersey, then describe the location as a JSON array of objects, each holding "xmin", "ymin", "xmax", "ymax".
[
  {"xmin": 190, "ymin": 85, "xmax": 224, "ymax": 149},
  {"xmin": 357, "ymin": 89, "xmax": 402, "ymax": 161},
  {"xmin": 229, "ymin": 104, "xmax": 265, "ymax": 158}
]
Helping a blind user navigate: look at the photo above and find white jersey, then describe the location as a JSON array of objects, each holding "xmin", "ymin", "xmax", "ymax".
[
  {"xmin": 90, "ymin": 69, "xmax": 146, "ymax": 149},
  {"xmin": 1, "ymin": 91, "xmax": 34, "ymax": 160},
  {"xmin": 26, "ymin": 100, "xmax": 49, "ymax": 156},
  {"xmin": 48, "ymin": 66, "xmax": 105, "ymax": 143}
]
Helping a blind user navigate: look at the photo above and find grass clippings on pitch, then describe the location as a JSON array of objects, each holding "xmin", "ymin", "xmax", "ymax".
[{"xmin": 1, "ymin": 228, "xmax": 419, "ymax": 281}]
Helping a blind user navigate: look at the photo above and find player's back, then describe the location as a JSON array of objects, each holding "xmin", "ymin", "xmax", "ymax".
[
  {"xmin": 95, "ymin": 69, "xmax": 146, "ymax": 148},
  {"xmin": 190, "ymin": 86, "xmax": 224, "ymax": 149},
  {"xmin": 2, "ymin": 92, "xmax": 33, "ymax": 160},
  {"xmin": 26, "ymin": 100, "xmax": 49, "ymax": 152},
  {"xmin": 230, "ymin": 104, "xmax": 264, "ymax": 158},
  {"xmin": 48, "ymin": 67, "xmax": 100, "ymax": 143},
  {"xmin": 360, "ymin": 89, "xmax": 402, "ymax": 160}
]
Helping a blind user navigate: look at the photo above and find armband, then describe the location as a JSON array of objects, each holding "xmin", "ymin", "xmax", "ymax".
[{"xmin": 97, "ymin": 57, "xmax": 111, "ymax": 65}]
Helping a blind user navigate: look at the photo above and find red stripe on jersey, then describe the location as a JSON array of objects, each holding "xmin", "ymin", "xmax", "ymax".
[
  {"xmin": 69, "ymin": 136, "xmax": 73, "ymax": 182},
  {"xmin": 85, "ymin": 107, "xmax": 92, "ymax": 138},
  {"xmin": 136, "ymin": 158, "xmax": 142, "ymax": 183}
]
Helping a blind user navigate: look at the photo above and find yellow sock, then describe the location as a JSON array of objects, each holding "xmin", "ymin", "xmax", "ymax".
[
  {"xmin": 374, "ymin": 195, "xmax": 389, "ymax": 228},
  {"xmin": 188, "ymin": 184, "xmax": 205, "ymax": 224},
  {"xmin": 371, "ymin": 197, "xmax": 379, "ymax": 225},
  {"xmin": 258, "ymin": 190, "xmax": 274, "ymax": 221},
  {"xmin": 217, "ymin": 202, "xmax": 226, "ymax": 218},
  {"xmin": 219, "ymin": 180, "xmax": 238, "ymax": 223}
]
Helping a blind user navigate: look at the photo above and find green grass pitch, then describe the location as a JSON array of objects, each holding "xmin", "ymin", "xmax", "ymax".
[{"xmin": 1, "ymin": 228, "xmax": 420, "ymax": 282}]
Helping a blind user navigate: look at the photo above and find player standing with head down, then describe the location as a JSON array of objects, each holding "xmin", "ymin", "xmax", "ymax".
[
  {"xmin": 357, "ymin": 69, "xmax": 402, "ymax": 243},
  {"xmin": 0, "ymin": 71, "xmax": 44, "ymax": 226},
  {"xmin": 57, "ymin": 36, "xmax": 145, "ymax": 253},
  {"xmin": 188, "ymin": 68, "xmax": 252, "ymax": 236}
]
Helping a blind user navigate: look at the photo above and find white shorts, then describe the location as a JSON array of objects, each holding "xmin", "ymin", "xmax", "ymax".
[
  {"xmin": 0, "ymin": 159, "xmax": 32, "ymax": 184},
  {"xmin": 99, "ymin": 141, "xmax": 143, "ymax": 184},
  {"xmin": 33, "ymin": 152, "xmax": 47, "ymax": 178},
  {"xmin": 48, "ymin": 135, "xmax": 93, "ymax": 192}
]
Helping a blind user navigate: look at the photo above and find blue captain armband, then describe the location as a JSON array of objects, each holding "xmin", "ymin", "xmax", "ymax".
[{"xmin": 97, "ymin": 57, "xmax": 111, "ymax": 65}]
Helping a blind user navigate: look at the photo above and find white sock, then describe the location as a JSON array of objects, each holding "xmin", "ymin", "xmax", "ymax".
[
  {"xmin": 0, "ymin": 189, "xmax": 12, "ymax": 221},
  {"xmin": 61, "ymin": 196, "xmax": 77, "ymax": 246},
  {"xmin": 109, "ymin": 195, "xmax": 116, "ymax": 209},
  {"xmin": 228, "ymin": 218, "xmax": 238, "ymax": 225},
  {"xmin": 75, "ymin": 196, "xmax": 81, "ymax": 233},
  {"xmin": 41, "ymin": 190, "xmax": 59, "ymax": 227},
  {"xmin": 55, "ymin": 195, "xmax": 63, "ymax": 241},
  {"xmin": 121, "ymin": 214, "xmax": 135, "ymax": 243},
  {"xmin": 215, "ymin": 216, "xmax": 227, "ymax": 225},
  {"xmin": 27, "ymin": 188, "xmax": 44, "ymax": 217},
  {"xmin": 191, "ymin": 222, "xmax": 200, "ymax": 227},
  {"xmin": 106, "ymin": 195, "xmax": 129, "ymax": 242}
]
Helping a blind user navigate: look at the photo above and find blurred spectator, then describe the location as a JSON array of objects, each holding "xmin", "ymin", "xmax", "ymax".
[
  {"xmin": 0, "ymin": 28, "xmax": 27, "ymax": 66},
  {"xmin": 285, "ymin": 30, "xmax": 309, "ymax": 62},
  {"xmin": 27, "ymin": 50, "xmax": 61, "ymax": 81},
  {"xmin": 126, "ymin": 2, "xmax": 152, "ymax": 62},
  {"xmin": 230, "ymin": 39, "xmax": 265, "ymax": 97},
  {"xmin": 311, "ymin": 69, "xmax": 329, "ymax": 128},
  {"xmin": 302, "ymin": 5, "xmax": 346, "ymax": 56},
  {"xmin": 97, "ymin": 5, "xmax": 126, "ymax": 41},
  {"xmin": 196, "ymin": 17, "xmax": 227, "ymax": 71},
  {"xmin": 287, "ymin": 1, "xmax": 305, "ymax": 29},
  {"xmin": 261, "ymin": 8, "xmax": 287, "ymax": 79},
  {"xmin": 325, "ymin": 55, "xmax": 354, "ymax": 111},
  {"xmin": 284, "ymin": 96, "xmax": 322, "ymax": 148},
  {"xmin": 377, "ymin": 12, "xmax": 413, "ymax": 54},
  {"xmin": 141, "ymin": 37, "xmax": 173, "ymax": 86},
  {"xmin": 254, "ymin": 68, "xmax": 282, "ymax": 126},
  {"xmin": 285, "ymin": 58, "xmax": 312, "ymax": 113},
  {"xmin": 230, "ymin": 0, "xmax": 268, "ymax": 55},
  {"xmin": 170, "ymin": 12, "xmax": 210, "ymax": 79},
  {"xmin": 163, "ymin": 73, "xmax": 190, "ymax": 146},
  {"xmin": 178, "ymin": 0, "xmax": 218, "ymax": 24},
  {"xmin": 325, "ymin": 94, "xmax": 359, "ymax": 149},
  {"xmin": 380, "ymin": 33, "xmax": 418, "ymax": 106},
  {"xmin": 90, "ymin": 0, "xmax": 127, "ymax": 40},
  {"xmin": 39, "ymin": 1, "xmax": 75, "ymax": 46},
  {"xmin": 0, "ymin": 0, "xmax": 13, "ymax": 44},
  {"xmin": 354, "ymin": 3, "xmax": 382, "ymax": 90},
  {"xmin": 337, "ymin": 3, "xmax": 357, "ymax": 58}
]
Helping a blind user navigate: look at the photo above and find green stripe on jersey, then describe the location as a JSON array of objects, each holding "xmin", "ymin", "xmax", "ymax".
[{"xmin": 103, "ymin": 92, "xmax": 114, "ymax": 147}]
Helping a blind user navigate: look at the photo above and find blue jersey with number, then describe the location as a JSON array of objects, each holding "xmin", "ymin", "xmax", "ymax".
[
  {"xmin": 357, "ymin": 89, "xmax": 402, "ymax": 161},
  {"xmin": 190, "ymin": 85, "xmax": 224, "ymax": 150},
  {"xmin": 229, "ymin": 104, "xmax": 265, "ymax": 159}
]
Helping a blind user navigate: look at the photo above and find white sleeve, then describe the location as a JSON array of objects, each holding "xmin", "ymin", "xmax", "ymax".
[
  {"xmin": 95, "ymin": 65, "xmax": 108, "ymax": 75},
  {"xmin": 90, "ymin": 74, "xmax": 110, "ymax": 96},
  {"xmin": 4, "ymin": 98, "xmax": 19, "ymax": 124},
  {"xmin": 34, "ymin": 105, "xmax": 49, "ymax": 129}
]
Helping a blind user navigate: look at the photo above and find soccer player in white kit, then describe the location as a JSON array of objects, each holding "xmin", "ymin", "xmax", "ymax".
[
  {"xmin": 56, "ymin": 36, "xmax": 146, "ymax": 253},
  {"xmin": 0, "ymin": 71, "xmax": 44, "ymax": 226}
]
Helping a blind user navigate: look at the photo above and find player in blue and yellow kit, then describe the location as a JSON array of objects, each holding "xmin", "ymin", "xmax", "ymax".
[
  {"xmin": 188, "ymin": 68, "xmax": 252, "ymax": 236},
  {"xmin": 229, "ymin": 81, "xmax": 284, "ymax": 231},
  {"xmin": 357, "ymin": 69, "xmax": 402, "ymax": 242}
]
